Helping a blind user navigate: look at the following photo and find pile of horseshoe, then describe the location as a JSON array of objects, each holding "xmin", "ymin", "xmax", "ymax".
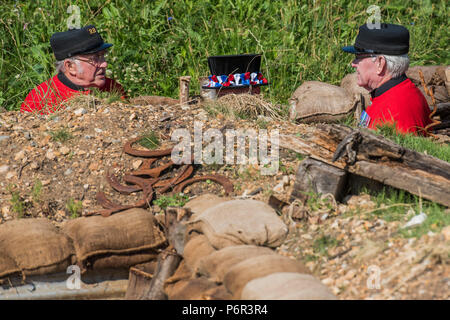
[{"xmin": 87, "ymin": 136, "xmax": 234, "ymax": 217}]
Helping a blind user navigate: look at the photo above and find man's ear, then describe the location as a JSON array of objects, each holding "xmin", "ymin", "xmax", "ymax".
[
  {"xmin": 64, "ymin": 59, "xmax": 78, "ymax": 76},
  {"xmin": 377, "ymin": 56, "xmax": 387, "ymax": 75}
]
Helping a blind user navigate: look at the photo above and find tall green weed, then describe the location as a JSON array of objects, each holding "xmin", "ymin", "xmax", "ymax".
[{"xmin": 1, "ymin": 0, "xmax": 448, "ymax": 110}]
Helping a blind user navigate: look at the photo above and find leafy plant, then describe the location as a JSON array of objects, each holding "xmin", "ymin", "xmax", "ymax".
[
  {"xmin": 49, "ymin": 128, "xmax": 73, "ymax": 143},
  {"xmin": 153, "ymin": 193, "xmax": 189, "ymax": 210},
  {"xmin": 31, "ymin": 179, "xmax": 43, "ymax": 204},
  {"xmin": 66, "ymin": 198, "xmax": 82, "ymax": 219},
  {"xmin": 138, "ymin": 130, "xmax": 160, "ymax": 150},
  {"xmin": 10, "ymin": 190, "xmax": 25, "ymax": 218},
  {"xmin": 313, "ymin": 235, "xmax": 340, "ymax": 257}
]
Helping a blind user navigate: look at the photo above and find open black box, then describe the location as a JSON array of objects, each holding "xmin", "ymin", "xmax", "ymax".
[{"xmin": 202, "ymin": 54, "xmax": 269, "ymax": 89}]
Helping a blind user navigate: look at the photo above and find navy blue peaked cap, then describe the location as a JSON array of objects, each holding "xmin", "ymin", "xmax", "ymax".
[{"xmin": 50, "ymin": 25, "xmax": 112, "ymax": 60}]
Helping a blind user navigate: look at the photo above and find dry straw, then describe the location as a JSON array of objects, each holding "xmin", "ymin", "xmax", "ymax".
[{"xmin": 212, "ymin": 94, "xmax": 283, "ymax": 121}]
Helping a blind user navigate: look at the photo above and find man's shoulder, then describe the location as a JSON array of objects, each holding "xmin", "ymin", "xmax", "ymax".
[{"xmin": 20, "ymin": 74, "xmax": 69, "ymax": 113}]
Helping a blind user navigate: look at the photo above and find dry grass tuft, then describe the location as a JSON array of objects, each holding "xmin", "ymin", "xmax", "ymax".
[{"xmin": 206, "ymin": 94, "xmax": 284, "ymax": 121}]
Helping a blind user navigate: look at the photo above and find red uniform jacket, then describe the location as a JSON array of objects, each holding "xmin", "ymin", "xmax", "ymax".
[
  {"xmin": 360, "ymin": 74, "xmax": 431, "ymax": 135},
  {"xmin": 20, "ymin": 72, "xmax": 125, "ymax": 114}
]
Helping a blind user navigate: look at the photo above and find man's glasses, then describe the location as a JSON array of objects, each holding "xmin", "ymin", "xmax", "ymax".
[{"xmin": 75, "ymin": 52, "xmax": 108, "ymax": 66}]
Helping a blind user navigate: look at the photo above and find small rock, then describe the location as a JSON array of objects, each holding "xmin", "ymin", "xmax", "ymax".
[
  {"xmin": 74, "ymin": 108, "xmax": 87, "ymax": 115},
  {"xmin": 30, "ymin": 161, "xmax": 40, "ymax": 170},
  {"xmin": 273, "ymin": 181, "xmax": 284, "ymax": 193},
  {"xmin": 132, "ymin": 160, "xmax": 143, "ymax": 170},
  {"xmin": 441, "ymin": 225, "xmax": 450, "ymax": 241},
  {"xmin": 94, "ymin": 128, "xmax": 103, "ymax": 133},
  {"xmin": 60, "ymin": 146, "xmax": 70, "ymax": 155},
  {"xmin": 64, "ymin": 168, "xmax": 72, "ymax": 176},
  {"xmin": 196, "ymin": 111, "xmax": 208, "ymax": 121},
  {"xmin": 0, "ymin": 165, "xmax": 9, "ymax": 174},
  {"xmin": 24, "ymin": 132, "xmax": 32, "ymax": 140},
  {"xmin": 84, "ymin": 135, "xmax": 92, "ymax": 139},
  {"xmin": 42, "ymin": 179, "xmax": 51, "ymax": 186},
  {"xmin": 1, "ymin": 206, "xmax": 10, "ymax": 217},
  {"xmin": 46, "ymin": 149, "xmax": 56, "ymax": 161},
  {"xmin": 321, "ymin": 277, "xmax": 335, "ymax": 286},
  {"xmin": 30, "ymin": 141, "xmax": 38, "ymax": 148},
  {"xmin": 343, "ymin": 269, "xmax": 357, "ymax": 280},
  {"xmin": 0, "ymin": 135, "xmax": 10, "ymax": 142},
  {"xmin": 14, "ymin": 150, "xmax": 26, "ymax": 161},
  {"xmin": 89, "ymin": 162, "xmax": 99, "ymax": 171},
  {"xmin": 6, "ymin": 171, "xmax": 16, "ymax": 180},
  {"xmin": 282, "ymin": 175, "xmax": 290, "ymax": 186},
  {"xmin": 103, "ymin": 108, "xmax": 110, "ymax": 114},
  {"xmin": 129, "ymin": 113, "xmax": 137, "ymax": 121},
  {"xmin": 83, "ymin": 184, "xmax": 89, "ymax": 190}
]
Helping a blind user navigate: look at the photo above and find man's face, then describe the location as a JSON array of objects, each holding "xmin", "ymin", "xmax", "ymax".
[
  {"xmin": 72, "ymin": 50, "xmax": 108, "ymax": 88},
  {"xmin": 351, "ymin": 54, "xmax": 379, "ymax": 91}
]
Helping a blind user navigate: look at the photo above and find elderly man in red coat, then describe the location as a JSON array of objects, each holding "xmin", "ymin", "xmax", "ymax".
[
  {"xmin": 21, "ymin": 25, "xmax": 124, "ymax": 114},
  {"xmin": 342, "ymin": 23, "xmax": 431, "ymax": 135}
]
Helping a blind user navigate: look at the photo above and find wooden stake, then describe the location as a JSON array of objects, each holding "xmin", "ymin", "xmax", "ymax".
[{"xmin": 179, "ymin": 76, "xmax": 191, "ymax": 110}]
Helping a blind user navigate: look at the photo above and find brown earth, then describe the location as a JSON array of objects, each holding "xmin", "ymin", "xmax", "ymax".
[{"xmin": 0, "ymin": 94, "xmax": 448, "ymax": 299}]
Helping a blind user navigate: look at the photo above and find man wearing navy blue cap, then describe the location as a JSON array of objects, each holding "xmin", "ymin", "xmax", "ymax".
[
  {"xmin": 21, "ymin": 25, "xmax": 124, "ymax": 114},
  {"xmin": 343, "ymin": 23, "xmax": 431, "ymax": 135}
]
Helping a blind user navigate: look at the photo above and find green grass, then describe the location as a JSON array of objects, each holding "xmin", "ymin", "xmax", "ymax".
[
  {"xmin": 31, "ymin": 179, "xmax": 43, "ymax": 204},
  {"xmin": 375, "ymin": 123, "xmax": 450, "ymax": 163},
  {"xmin": 1, "ymin": 0, "xmax": 448, "ymax": 111},
  {"xmin": 49, "ymin": 128, "xmax": 73, "ymax": 143},
  {"xmin": 360, "ymin": 187, "xmax": 449, "ymax": 238},
  {"xmin": 66, "ymin": 198, "xmax": 83, "ymax": 219},
  {"xmin": 313, "ymin": 235, "xmax": 340, "ymax": 257},
  {"xmin": 153, "ymin": 193, "xmax": 189, "ymax": 209},
  {"xmin": 9, "ymin": 190, "xmax": 25, "ymax": 218},
  {"xmin": 138, "ymin": 130, "xmax": 160, "ymax": 150}
]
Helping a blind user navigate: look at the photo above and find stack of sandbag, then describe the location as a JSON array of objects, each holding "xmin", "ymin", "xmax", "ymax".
[
  {"xmin": 163, "ymin": 194, "xmax": 337, "ymax": 300},
  {"xmin": 62, "ymin": 208, "xmax": 166, "ymax": 272},
  {"xmin": 289, "ymin": 81, "xmax": 360, "ymax": 123},
  {"xmin": 0, "ymin": 219, "xmax": 75, "ymax": 280},
  {"xmin": 0, "ymin": 208, "xmax": 166, "ymax": 283}
]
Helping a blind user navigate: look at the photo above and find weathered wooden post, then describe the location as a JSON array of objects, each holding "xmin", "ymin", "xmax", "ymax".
[{"xmin": 179, "ymin": 76, "xmax": 191, "ymax": 110}]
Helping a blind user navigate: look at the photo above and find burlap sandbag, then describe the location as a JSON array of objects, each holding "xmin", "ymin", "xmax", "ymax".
[
  {"xmin": 166, "ymin": 277, "xmax": 226, "ymax": 300},
  {"xmin": 183, "ymin": 234, "xmax": 216, "ymax": 272},
  {"xmin": 406, "ymin": 66, "xmax": 450, "ymax": 102},
  {"xmin": 196, "ymin": 245, "xmax": 276, "ymax": 282},
  {"xmin": 340, "ymin": 73, "xmax": 371, "ymax": 108},
  {"xmin": 406, "ymin": 65, "xmax": 445, "ymax": 86},
  {"xmin": 187, "ymin": 199, "xmax": 288, "ymax": 250},
  {"xmin": 223, "ymin": 254, "xmax": 308, "ymax": 299},
  {"xmin": 241, "ymin": 272, "xmax": 337, "ymax": 300},
  {"xmin": 289, "ymin": 81, "xmax": 358, "ymax": 123},
  {"xmin": 185, "ymin": 193, "xmax": 230, "ymax": 221},
  {"xmin": 62, "ymin": 208, "xmax": 166, "ymax": 270},
  {"xmin": 0, "ymin": 252, "xmax": 21, "ymax": 279},
  {"xmin": 0, "ymin": 219, "xmax": 74, "ymax": 276}
]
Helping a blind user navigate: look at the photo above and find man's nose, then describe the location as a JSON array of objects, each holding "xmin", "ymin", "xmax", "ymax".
[{"xmin": 99, "ymin": 60, "xmax": 108, "ymax": 68}]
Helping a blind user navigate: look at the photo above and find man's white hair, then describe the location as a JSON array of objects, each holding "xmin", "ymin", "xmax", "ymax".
[
  {"xmin": 55, "ymin": 57, "xmax": 82, "ymax": 73},
  {"xmin": 373, "ymin": 54, "xmax": 409, "ymax": 78}
]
